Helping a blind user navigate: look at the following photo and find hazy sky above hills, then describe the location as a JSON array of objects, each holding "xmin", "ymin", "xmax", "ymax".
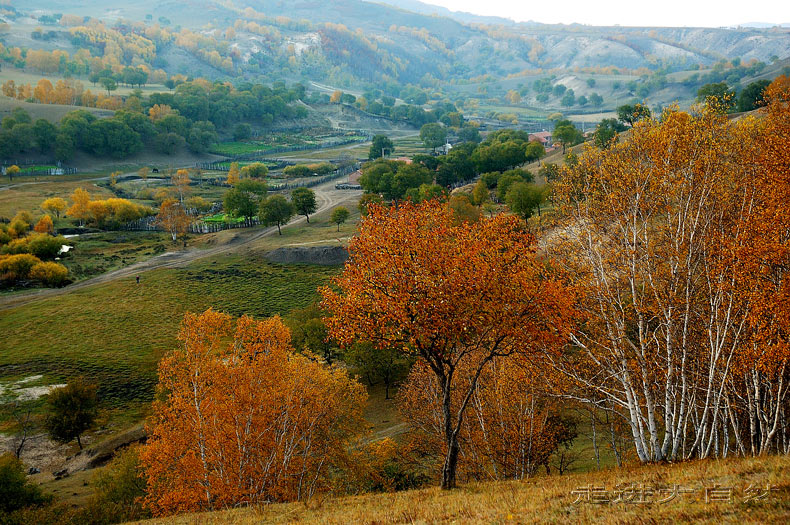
[{"xmin": 427, "ymin": 0, "xmax": 790, "ymax": 27}]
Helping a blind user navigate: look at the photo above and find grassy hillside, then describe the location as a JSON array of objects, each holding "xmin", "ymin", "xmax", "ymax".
[
  {"xmin": 137, "ymin": 454, "xmax": 790, "ymax": 524},
  {"xmin": 8, "ymin": 0, "xmax": 789, "ymax": 88},
  {"xmin": 0, "ymin": 252, "xmax": 341, "ymax": 424},
  {"xmin": 0, "ymin": 96, "xmax": 114, "ymax": 124}
]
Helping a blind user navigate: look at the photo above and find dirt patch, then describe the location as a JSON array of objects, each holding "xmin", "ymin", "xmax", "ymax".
[
  {"xmin": 0, "ymin": 424, "xmax": 146, "ymax": 479},
  {"xmin": 264, "ymin": 245, "xmax": 348, "ymax": 266},
  {"xmin": 0, "ymin": 375, "xmax": 66, "ymax": 402}
]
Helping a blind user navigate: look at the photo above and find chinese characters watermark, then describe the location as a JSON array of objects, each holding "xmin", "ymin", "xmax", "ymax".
[{"xmin": 571, "ymin": 483, "xmax": 779, "ymax": 504}]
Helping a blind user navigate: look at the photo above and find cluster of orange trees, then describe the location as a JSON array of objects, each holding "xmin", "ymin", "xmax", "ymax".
[
  {"xmin": 139, "ymin": 77, "xmax": 790, "ymax": 516},
  {"xmin": 1, "ymin": 78, "xmax": 123, "ymax": 110}
]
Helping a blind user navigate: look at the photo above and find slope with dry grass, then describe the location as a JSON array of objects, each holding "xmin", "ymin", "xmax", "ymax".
[{"xmin": 136, "ymin": 455, "xmax": 790, "ymax": 524}]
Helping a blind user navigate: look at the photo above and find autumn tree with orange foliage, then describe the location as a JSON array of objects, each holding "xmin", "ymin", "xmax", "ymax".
[
  {"xmin": 140, "ymin": 310, "xmax": 366, "ymax": 516},
  {"xmin": 322, "ymin": 201, "xmax": 576, "ymax": 489},
  {"xmin": 399, "ymin": 356, "xmax": 576, "ymax": 482},
  {"xmin": 33, "ymin": 215, "xmax": 54, "ymax": 234},
  {"xmin": 156, "ymin": 198, "xmax": 190, "ymax": 242},
  {"xmin": 730, "ymin": 75, "xmax": 790, "ymax": 456}
]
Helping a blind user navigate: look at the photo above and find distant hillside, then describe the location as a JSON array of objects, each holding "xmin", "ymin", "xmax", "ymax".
[
  {"xmin": 4, "ymin": 0, "xmax": 790, "ymax": 92},
  {"xmin": 6, "ymin": 0, "xmax": 790, "ymax": 105},
  {"xmin": 373, "ymin": 0, "xmax": 517, "ymax": 25}
]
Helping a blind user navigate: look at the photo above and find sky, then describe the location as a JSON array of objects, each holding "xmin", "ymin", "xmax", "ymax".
[{"xmin": 423, "ymin": 0, "xmax": 790, "ymax": 27}]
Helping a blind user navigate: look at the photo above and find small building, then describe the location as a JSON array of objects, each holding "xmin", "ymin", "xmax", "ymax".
[
  {"xmin": 437, "ymin": 142, "xmax": 453, "ymax": 155},
  {"xmin": 529, "ymin": 131, "xmax": 553, "ymax": 148}
]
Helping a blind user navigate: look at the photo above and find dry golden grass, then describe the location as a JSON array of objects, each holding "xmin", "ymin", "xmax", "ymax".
[
  {"xmin": 136, "ymin": 455, "xmax": 790, "ymax": 524},
  {"xmin": 0, "ymin": 177, "xmax": 115, "ymax": 218}
]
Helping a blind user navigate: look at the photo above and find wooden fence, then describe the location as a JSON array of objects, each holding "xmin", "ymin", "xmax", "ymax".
[
  {"xmin": 1, "ymin": 160, "xmax": 77, "ymax": 177},
  {"xmin": 123, "ymin": 164, "xmax": 358, "ymax": 234}
]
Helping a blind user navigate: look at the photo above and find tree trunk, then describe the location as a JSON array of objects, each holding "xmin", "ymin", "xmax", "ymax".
[
  {"xmin": 441, "ymin": 434, "xmax": 460, "ymax": 489},
  {"xmin": 277, "ymin": 223, "xmax": 282, "ymax": 235},
  {"xmin": 76, "ymin": 434, "xmax": 83, "ymax": 450},
  {"xmin": 440, "ymin": 375, "xmax": 459, "ymax": 489}
]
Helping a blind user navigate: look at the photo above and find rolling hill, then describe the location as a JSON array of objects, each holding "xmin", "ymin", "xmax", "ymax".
[{"xmin": 4, "ymin": 0, "xmax": 789, "ymax": 86}]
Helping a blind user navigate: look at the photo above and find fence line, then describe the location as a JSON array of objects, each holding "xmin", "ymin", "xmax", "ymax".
[
  {"xmin": 123, "ymin": 164, "xmax": 359, "ymax": 233},
  {"xmin": 1, "ymin": 161, "xmax": 77, "ymax": 177},
  {"xmin": 210, "ymin": 134, "xmax": 372, "ymax": 162}
]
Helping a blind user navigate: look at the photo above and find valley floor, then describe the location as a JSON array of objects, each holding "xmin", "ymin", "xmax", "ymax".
[{"xmin": 136, "ymin": 455, "xmax": 790, "ymax": 524}]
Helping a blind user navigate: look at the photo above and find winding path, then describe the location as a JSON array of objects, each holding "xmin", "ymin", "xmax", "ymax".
[{"xmin": 0, "ymin": 180, "xmax": 361, "ymax": 312}]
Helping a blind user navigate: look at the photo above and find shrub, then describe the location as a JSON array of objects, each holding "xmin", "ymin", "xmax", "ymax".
[
  {"xmin": 1, "ymin": 237, "xmax": 30, "ymax": 255},
  {"xmin": 83, "ymin": 446, "xmax": 149, "ymax": 523},
  {"xmin": 184, "ymin": 196, "xmax": 212, "ymax": 212},
  {"xmin": 283, "ymin": 164, "xmax": 312, "ymax": 178},
  {"xmin": 136, "ymin": 188, "xmax": 155, "ymax": 200},
  {"xmin": 307, "ymin": 162, "xmax": 335, "ymax": 175},
  {"xmin": 8, "ymin": 219, "xmax": 29, "ymax": 238},
  {"xmin": 27, "ymin": 234, "xmax": 66, "ymax": 259},
  {"xmin": 0, "ymin": 253, "xmax": 41, "ymax": 282},
  {"xmin": 30, "ymin": 261, "xmax": 69, "ymax": 286},
  {"xmin": 11, "ymin": 210, "xmax": 32, "ymax": 225},
  {"xmin": 0, "ymin": 453, "xmax": 50, "ymax": 513}
]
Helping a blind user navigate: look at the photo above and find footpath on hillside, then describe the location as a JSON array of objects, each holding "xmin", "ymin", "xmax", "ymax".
[{"xmin": 0, "ymin": 179, "xmax": 361, "ymax": 312}]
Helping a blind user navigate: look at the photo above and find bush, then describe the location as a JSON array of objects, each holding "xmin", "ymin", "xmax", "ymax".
[
  {"xmin": 1, "ymin": 237, "xmax": 30, "ymax": 255},
  {"xmin": 7, "ymin": 219, "xmax": 29, "ymax": 238},
  {"xmin": 283, "ymin": 164, "xmax": 312, "ymax": 178},
  {"xmin": 0, "ymin": 253, "xmax": 41, "ymax": 282},
  {"xmin": 0, "ymin": 453, "xmax": 50, "ymax": 514},
  {"xmin": 27, "ymin": 234, "xmax": 66, "ymax": 259},
  {"xmin": 184, "ymin": 196, "xmax": 212, "ymax": 212},
  {"xmin": 30, "ymin": 262, "xmax": 69, "ymax": 286},
  {"xmin": 136, "ymin": 188, "xmax": 155, "ymax": 200},
  {"xmin": 82, "ymin": 446, "xmax": 149, "ymax": 523},
  {"xmin": 307, "ymin": 162, "xmax": 335, "ymax": 175},
  {"xmin": 11, "ymin": 211, "xmax": 32, "ymax": 225}
]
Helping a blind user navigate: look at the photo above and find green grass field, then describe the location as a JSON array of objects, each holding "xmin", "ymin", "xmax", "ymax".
[
  {"xmin": 0, "ymin": 255, "xmax": 340, "ymax": 419},
  {"xmin": 208, "ymin": 141, "xmax": 275, "ymax": 156},
  {"xmin": 60, "ymin": 232, "xmax": 172, "ymax": 281}
]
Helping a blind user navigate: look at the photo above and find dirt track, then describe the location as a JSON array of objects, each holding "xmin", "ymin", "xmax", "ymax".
[{"xmin": 0, "ymin": 180, "xmax": 361, "ymax": 312}]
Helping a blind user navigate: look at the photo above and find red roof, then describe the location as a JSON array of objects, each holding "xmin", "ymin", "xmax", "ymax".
[{"xmin": 348, "ymin": 170, "xmax": 362, "ymax": 184}]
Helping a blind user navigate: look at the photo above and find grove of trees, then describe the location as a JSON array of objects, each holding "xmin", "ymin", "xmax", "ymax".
[{"xmin": 549, "ymin": 77, "xmax": 790, "ymax": 461}]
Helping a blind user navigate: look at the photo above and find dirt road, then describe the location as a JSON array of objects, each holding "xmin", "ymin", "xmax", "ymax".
[{"xmin": 0, "ymin": 180, "xmax": 361, "ymax": 312}]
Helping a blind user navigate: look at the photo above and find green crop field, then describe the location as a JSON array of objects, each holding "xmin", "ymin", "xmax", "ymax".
[
  {"xmin": 209, "ymin": 142, "xmax": 275, "ymax": 155},
  {"xmin": 201, "ymin": 213, "xmax": 247, "ymax": 224}
]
